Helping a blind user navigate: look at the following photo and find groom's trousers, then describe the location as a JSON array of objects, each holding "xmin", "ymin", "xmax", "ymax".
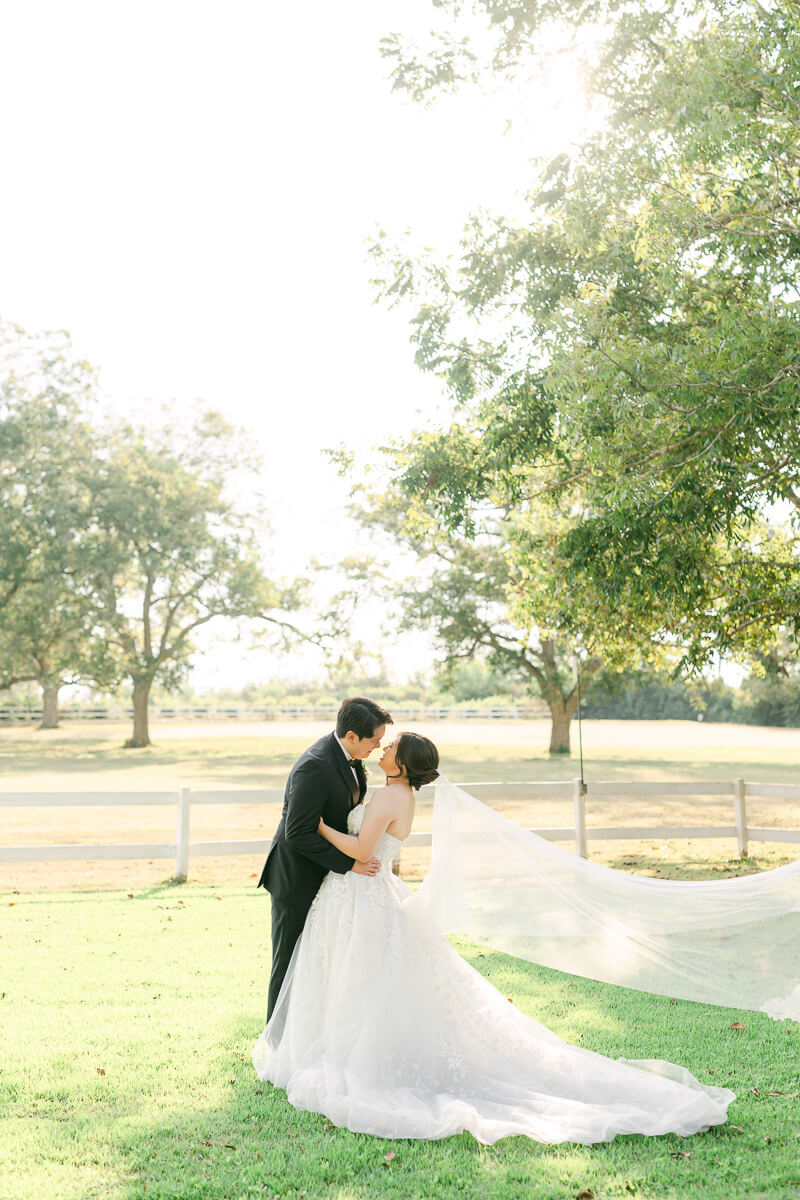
[{"xmin": 267, "ymin": 898, "xmax": 309, "ymax": 1021}]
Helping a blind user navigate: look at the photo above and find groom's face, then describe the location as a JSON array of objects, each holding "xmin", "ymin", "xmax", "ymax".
[{"xmin": 342, "ymin": 725, "xmax": 386, "ymax": 760}]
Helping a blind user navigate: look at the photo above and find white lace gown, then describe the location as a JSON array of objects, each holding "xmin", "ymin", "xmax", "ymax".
[{"xmin": 252, "ymin": 806, "xmax": 734, "ymax": 1145}]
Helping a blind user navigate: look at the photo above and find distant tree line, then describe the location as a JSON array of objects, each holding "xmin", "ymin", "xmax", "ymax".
[
  {"xmin": 581, "ymin": 670, "xmax": 800, "ymax": 729},
  {"xmin": 16, "ymin": 658, "xmax": 789, "ymax": 729}
]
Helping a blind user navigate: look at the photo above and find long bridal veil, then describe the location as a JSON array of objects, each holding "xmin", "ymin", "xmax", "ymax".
[{"xmin": 407, "ymin": 777, "xmax": 800, "ymax": 1021}]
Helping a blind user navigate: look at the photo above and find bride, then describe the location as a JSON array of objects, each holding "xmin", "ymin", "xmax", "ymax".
[{"xmin": 252, "ymin": 732, "xmax": 734, "ymax": 1145}]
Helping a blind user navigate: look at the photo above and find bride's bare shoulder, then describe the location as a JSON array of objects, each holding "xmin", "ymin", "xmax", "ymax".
[{"xmin": 368, "ymin": 785, "xmax": 405, "ymax": 810}]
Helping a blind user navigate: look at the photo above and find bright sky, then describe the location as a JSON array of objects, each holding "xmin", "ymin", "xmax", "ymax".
[{"xmin": 0, "ymin": 1, "xmax": 592, "ymax": 689}]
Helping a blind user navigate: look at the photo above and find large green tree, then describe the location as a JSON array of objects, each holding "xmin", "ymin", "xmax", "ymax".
[
  {"xmin": 93, "ymin": 413, "xmax": 299, "ymax": 748},
  {"xmin": 0, "ymin": 322, "xmax": 119, "ymax": 723},
  {"xmin": 373, "ymin": 0, "xmax": 800, "ymax": 667},
  {"xmin": 347, "ymin": 475, "xmax": 603, "ymax": 752}
]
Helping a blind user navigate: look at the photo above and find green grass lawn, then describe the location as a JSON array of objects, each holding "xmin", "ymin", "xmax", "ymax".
[{"xmin": 2, "ymin": 884, "xmax": 799, "ymax": 1200}]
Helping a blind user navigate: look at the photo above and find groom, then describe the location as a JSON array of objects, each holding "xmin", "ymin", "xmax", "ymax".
[{"xmin": 258, "ymin": 696, "xmax": 393, "ymax": 1019}]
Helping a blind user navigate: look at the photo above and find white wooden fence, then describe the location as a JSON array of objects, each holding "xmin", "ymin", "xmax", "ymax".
[
  {"xmin": 2, "ymin": 779, "xmax": 800, "ymax": 881},
  {"xmin": 0, "ymin": 703, "xmax": 548, "ymax": 723}
]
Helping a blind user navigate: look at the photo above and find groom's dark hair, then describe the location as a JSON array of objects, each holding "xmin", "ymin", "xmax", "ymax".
[{"xmin": 336, "ymin": 697, "xmax": 392, "ymax": 739}]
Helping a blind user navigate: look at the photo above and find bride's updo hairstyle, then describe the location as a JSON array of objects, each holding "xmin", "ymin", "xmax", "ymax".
[{"xmin": 395, "ymin": 732, "xmax": 440, "ymax": 791}]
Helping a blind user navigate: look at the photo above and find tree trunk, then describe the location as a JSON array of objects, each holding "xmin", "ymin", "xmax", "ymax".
[
  {"xmin": 125, "ymin": 678, "xmax": 152, "ymax": 748},
  {"xmin": 546, "ymin": 686, "xmax": 578, "ymax": 748},
  {"xmin": 38, "ymin": 682, "xmax": 60, "ymax": 729},
  {"xmin": 539, "ymin": 638, "xmax": 579, "ymax": 755},
  {"xmin": 546, "ymin": 700, "xmax": 573, "ymax": 753}
]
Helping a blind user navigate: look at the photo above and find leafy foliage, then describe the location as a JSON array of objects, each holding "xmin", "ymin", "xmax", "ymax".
[
  {"xmin": 0, "ymin": 322, "xmax": 119, "ymax": 699},
  {"xmin": 345, "ymin": 474, "xmax": 602, "ymax": 752},
  {"xmin": 373, "ymin": 0, "xmax": 800, "ymax": 666},
  {"xmin": 0, "ymin": 323, "xmax": 303, "ymax": 744},
  {"xmin": 92, "ymin": 418, "xmax": 285, "ymax": 745}
]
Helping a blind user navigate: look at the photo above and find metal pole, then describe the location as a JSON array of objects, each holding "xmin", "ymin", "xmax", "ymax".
[
  {"xmin": 572, "ymin": 776, "xmax": 588, "ymax": 858},
  {"xmin": 576, "ymin": 669, "xmax": 586, "ymax": 790}
]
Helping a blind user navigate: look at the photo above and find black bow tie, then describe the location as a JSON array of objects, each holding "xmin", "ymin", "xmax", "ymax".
[{"xmin": 348, "ymin": 757, "xmax": 359, "ymax": 766}]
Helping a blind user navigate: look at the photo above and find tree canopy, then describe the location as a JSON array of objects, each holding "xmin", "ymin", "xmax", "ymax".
[
  {"xmin": 0, "ymin": 322, "xmax": 118, "ymax": 719},
  {"xmin": 373, "ymin": 0, "xmax": 800, "ymax": 666},
  {"xmin": 344, "ymin": 471, "xmax": 602, "ymax": 752},
  {"xmin": 92, "ymin": 416, "xmax": 292, "ymax": 746}
]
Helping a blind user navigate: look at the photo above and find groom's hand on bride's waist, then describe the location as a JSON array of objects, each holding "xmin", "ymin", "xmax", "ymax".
[{"xmin": 351, "ymin": 858, "xmax": 381, "ymax": 876}]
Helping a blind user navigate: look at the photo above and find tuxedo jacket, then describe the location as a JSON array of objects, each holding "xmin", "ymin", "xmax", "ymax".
[{"xmin": 258, "ymin": 732, "xmax": 367, "ymax": 910}]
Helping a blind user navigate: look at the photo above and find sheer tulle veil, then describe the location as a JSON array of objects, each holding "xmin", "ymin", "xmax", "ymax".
[{"xmin": 406, "ymin": 776, "xmax": 800, "ymax": 1020}]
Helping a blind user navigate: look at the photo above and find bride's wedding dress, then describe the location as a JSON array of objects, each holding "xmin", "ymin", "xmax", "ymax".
[{"xmin": 252, "ymin": 803, "xmax": 734, "ymax": 1145}]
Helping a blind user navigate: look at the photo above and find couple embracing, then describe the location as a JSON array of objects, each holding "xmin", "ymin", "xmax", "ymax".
[
  {"xmin": 252, "ymin": 695, "xmax": 734, "ymax": 1145},
  {"xmin": 257, "ymin": 696, "xmax": 437, "ymax": 1018}
]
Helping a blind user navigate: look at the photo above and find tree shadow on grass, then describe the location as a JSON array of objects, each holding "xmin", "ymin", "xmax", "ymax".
[
  {"xmin": 0, "ymin": 739, "xmax": 292, "ymax": 782},
  {"xmin": 603, "ymin": 851, "xmax": 799, "ymax": 881},
  {"xmin": 106, "ymin": 951, "xmax": 781, "ymax": 1200}
]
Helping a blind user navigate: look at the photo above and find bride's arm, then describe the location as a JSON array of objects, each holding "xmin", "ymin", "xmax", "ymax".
[{"xmin": 318, "ymin": 789, "xmax": 396, "ymax": 863}]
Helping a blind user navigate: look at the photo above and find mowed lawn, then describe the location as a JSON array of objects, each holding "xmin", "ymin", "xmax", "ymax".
[
  {"xmin": 2, "ymin": 720, "xmax": 800, "ymax": 1199},
  {"xmin": 2, "ymin": 884, "xmax": 799, "ymax": 1200}
]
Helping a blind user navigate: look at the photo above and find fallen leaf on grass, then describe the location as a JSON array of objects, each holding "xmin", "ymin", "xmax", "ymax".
[
  {"xmin": 730, "ymin": 1022, "xmax": 747, "ymax": 1032},
  {"xmin": 670, "ymin": 1151, "xmax": 694, "ymax": 1160},
  {"xmin": 576, "ymin": 1190, "xmax": 594, "ymax": 1199},
  {"xmin": 767, "ymin": 1091, "xmax": 799, "ymax": 1098},
  {"xmin": 127, "ymin": 894, "xmax": 134, "ymax": 899},
  {"xmin": 729, "ymin": 1125, "xmax": 745, "ymax": 1133},
  {"xmin": 750, "ymin": 1087, "xmax": 760, "ymax": 1097},
  {"xmin": 96, "ymin": 1068, "xmax": 106, "ymax": 1076},
  {"xmin": 384, "ymin": 1151, "xmax": 395, "ymax": 1164}
]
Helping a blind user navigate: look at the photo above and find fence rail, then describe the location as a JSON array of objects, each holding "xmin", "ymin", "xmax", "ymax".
[
  {"xmin": 0, "ymin": 703, "xmax": 548, "ymax": 724},
  {"xmin": 2, "ymin": 779, "xmax": 799, "ymax": 880}
]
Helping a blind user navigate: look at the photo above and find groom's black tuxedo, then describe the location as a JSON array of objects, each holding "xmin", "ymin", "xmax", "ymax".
[{"xmin": 258, "ymin": 732, "xmax": 367, "ymax": 1017}]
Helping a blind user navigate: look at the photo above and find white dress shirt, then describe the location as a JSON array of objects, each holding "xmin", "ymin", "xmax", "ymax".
[{"xmin": 333, "ymin": 732, "xmax": 359, "ymax": 787}]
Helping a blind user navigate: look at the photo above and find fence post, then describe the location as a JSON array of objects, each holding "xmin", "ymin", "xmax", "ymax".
[
  {"xmin": 733, "ymin": 778, "xmax": 748, "ymax": 857},
  {"xmin": 573, "ymin": 777, "xmax": 588, "ymax": 859},
  {"xmin": 175, "ymin": 786, "xmax": 191, "ymax": 881}
]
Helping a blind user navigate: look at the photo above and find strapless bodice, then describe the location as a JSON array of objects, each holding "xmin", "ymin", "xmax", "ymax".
[{"xmin": 348, "ymin": 803, "xmax": 404, "ymax": 867}]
